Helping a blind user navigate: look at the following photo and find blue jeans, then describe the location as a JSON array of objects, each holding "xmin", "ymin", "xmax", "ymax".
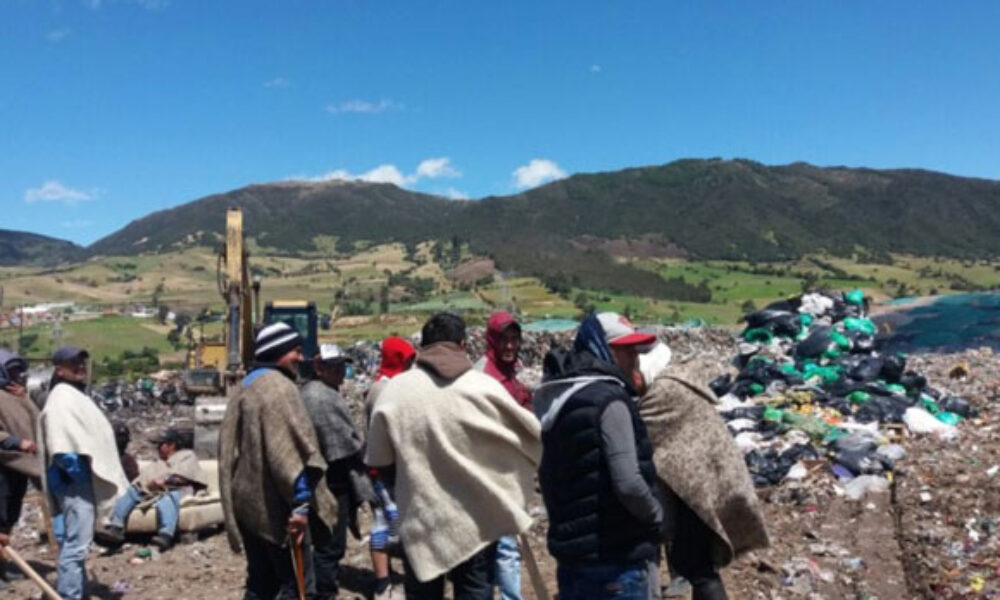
[
  {"xmin": 110, "ymin": 486, "xmax": 182, "ymax": 537},
  {"xmin": 556, "ymin": 562, "xmax": 649, "ymax": 600},
  {"xmin": 494, "ymin": 535, "xmax": 522, "ymax": 600},
  {"xmin": 51, "ymin": 476, "xmax": 96, "ymax": 600}
]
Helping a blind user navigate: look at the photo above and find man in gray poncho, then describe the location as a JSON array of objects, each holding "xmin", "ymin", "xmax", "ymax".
[{"xmin": 301, "ymin": 343, "xmax": 373, "ymax": 599}]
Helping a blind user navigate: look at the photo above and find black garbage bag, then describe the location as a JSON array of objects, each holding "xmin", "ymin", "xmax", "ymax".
[
  {"xmin": 854, "ymin": 395, "xmax": 911, "ymax": 424},
  {"xmin": 795, "ymin": 326, "xmax": 833, "ymax": 358},
  {"xmin": 709, "ymin": 374, "xmax": 733, "ymax": 398},
  {"xmin": 847, "ymin": 356, "xmax": 884, "ymax": 382},
  {"xmin": 845, "ymin": 330, "xmax": 876, "ymax": 352},
  {"xmin": 899, "ymin": 371, "xmax": 928, "ymax": 395},
  {"xmin": 765, "ymin": 297, "xmax": 802, "ymax": 313},
  {"xmin": 939, "ymin": 395, "xmax": 978, "ymax": 418},
  {"xmin": 834, "ymin": 449, "xmax": 886, "ymax": 476},
  {"xmin": 770, "ymin": 313, "xmax": 802, "ymax": 338},
  {"xmin": 744, "ymin": 444, "xmax": 820, "ymax": 487},
  {"xmin": 721, "ymin": 405, "xmax": 766, "ymax": 421},
  {"xmin": 880, "ymin": 354, "xmax": 907, "ymax": 383},
  {"xmin": 745, "ymin": 308, "xmax": 795, "ymax": 329}
]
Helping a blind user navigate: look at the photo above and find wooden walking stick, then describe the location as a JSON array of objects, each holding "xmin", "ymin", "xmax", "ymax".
[
  {"xmin": 519, "ymin": 533, "xmax": 552, "ymax": 600},
  {"xmin": 288, "ymin": 536, "xmax": 306, "ymax": 600},
  {"xmin": 1, "ymin": 546, "xmax": 61, "ymax": 600}
]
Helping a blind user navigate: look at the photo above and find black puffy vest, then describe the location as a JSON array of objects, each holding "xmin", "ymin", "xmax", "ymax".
[{"xmin": 539, "ymin": 381, "xmax": 659, "ymax": 564}]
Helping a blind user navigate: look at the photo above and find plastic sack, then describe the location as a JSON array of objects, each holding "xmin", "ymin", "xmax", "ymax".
[{"xmin": 903, "ymin": 407, "xmax": 958, "ymax": 437}]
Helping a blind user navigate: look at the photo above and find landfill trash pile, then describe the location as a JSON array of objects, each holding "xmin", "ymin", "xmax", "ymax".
[{"xmin": 706, "ymin": 290, "xmax": 977, "ymax": 490}]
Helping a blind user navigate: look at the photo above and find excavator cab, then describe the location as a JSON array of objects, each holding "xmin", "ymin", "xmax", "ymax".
[{"xmin": 262, "ymin": 300, "xmax": 318, "ymax": 379}]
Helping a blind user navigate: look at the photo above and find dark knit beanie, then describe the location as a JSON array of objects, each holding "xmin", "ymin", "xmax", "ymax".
[{"xmin": 254, "ymin": 322, "xmax": 303, "ymax": 364}]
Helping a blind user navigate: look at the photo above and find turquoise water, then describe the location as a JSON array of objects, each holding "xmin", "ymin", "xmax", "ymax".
[
  {"xmin": 522, "ymin": 318, "xmax": 579, "ymax": 333},
  {"xmin": 876, "ymin": 293, "xmax": 1000, "ymax": 352}
]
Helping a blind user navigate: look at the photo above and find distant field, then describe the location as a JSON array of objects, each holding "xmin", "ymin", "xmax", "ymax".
[
  {"xmin": 2, "ymin": 249, "xmax": 997, "ymax": 350},
  {"xmin": 0, "ymin": 315, "xmax": 175, "ymax": 364}
]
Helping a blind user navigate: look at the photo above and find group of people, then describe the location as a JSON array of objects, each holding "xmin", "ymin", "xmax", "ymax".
[
  {"xmin": 0, "ymin": 307, "xmax": 769, "ymax": 600},
  {"xmin": 220, "ymin": 309, "xmax": 769, "ymax": 600},
  {"xmin": 0, "ymin": 346, "xmax": 208, "ymax": 599}
]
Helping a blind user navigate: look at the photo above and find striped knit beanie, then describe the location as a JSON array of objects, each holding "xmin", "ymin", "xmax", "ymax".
[{"xmin": 254, "ymin": 322, "xmax": 303, "ymax": 364}]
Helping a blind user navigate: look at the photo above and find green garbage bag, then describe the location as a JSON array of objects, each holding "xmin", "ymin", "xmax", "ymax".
[
  {"xmin": 848, "ymin": 391, "xmax": 871, "ymax": 404},
  {"xmin": 921, "ymin": 394, "xmax": 940, "ymax": 414},
  {"xmin": 886, "ymin": 383, "xmax": 907, "ymax": 395},
  {"xmin": 800, "ymin": 313, "xmax": 814, "ymax": 328},
  {"xmin": 779, "ymin": 363, "xmax": 803, "ymax": 378},
  {"xmin": 743, "ymin": 328, "xmax": 773, "ymax": 344},
  {"xmin": 749, "ymin": 382, "xmax": 766, "ymax": 396},
  {"xmin": 783, "ymin": 412, "xmax": 836, "ymax": 440},
  {"xmin": 935, "ymin": 411, "xmax": 962, "ymax": 426},
  {"xmin": 763, "ymin": 406, "xmax": 784, "ymax": 422},
  {"xmin": 822, "ymin": 347, "xmax": 842, "ymax": 360},
  {"xmin": 803, "ymin": 363, "xmax": 842, "ymax": 384},
  {"xmin": 843, "ymin": 317, "xmax": 877, "ymax": 336},
  {"xmin": 830, "ymin": 330, "xmax": 852, "ymax": 350},
  {"xmin": 748, "ymin": 356, "xmax": 775, "ymax": 365},
  {"xmin": 845, "ymin": 289, "xmax": 865, "ymax": 305}
]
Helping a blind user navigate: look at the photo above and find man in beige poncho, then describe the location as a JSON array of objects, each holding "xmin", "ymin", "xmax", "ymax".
[
  {"xmin": 366, "ymin": 312, "xmax": 541, "ymax": 600},
  {"xmin": 38, "ymin": 346, "xmax": 130, "ymax": 600},
  {"xmin": 220, "ymin": 322, "xmax": 337, "ymax": 600},
  {"xmin": 104, "ymin": 427, "xmax": 208, "ymax": 550}
]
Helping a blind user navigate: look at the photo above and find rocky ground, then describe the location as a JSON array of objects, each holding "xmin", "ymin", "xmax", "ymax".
[{"xmin": 4, "ymin": 330, "xmax": 1000, "ymax": 599}]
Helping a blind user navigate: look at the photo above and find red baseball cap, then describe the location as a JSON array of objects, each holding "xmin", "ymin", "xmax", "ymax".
[{"xmin": 597, "ymin": 312, "xmax": 657, "ymax": 347}]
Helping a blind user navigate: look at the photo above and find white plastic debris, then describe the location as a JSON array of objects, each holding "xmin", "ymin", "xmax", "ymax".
[{"xmin": 843, "ymin": 475, "xmax": 890, "ymax": 501}]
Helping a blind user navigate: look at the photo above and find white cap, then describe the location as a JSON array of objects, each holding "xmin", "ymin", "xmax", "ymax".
[
  {"xmin": 318, "ymin": 343, "xmax": 352, "ymax": 363},
  {"xmin": 596, "ymin": 312, "xmax": 657, "ymax": 347}
]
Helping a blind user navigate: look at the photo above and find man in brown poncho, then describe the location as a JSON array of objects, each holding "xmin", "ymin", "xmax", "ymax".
[
  {"xmin": 638, "ymin": 352, "xmax": 769, "ymax": 600},
  {"xmin": 0, "ymin": 349, "xmax": 39, "ymax": 587},
  {"xmin": 220, "ymin": 322, "xmax": 337, "ymax": 600}
]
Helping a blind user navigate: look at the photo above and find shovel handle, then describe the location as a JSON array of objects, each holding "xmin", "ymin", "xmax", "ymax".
[{"xmin": 1, "ymin": 546, "xmax": 61, "ymax": 600}]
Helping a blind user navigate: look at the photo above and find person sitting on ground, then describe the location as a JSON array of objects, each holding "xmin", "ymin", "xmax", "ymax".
[
  {"xmin": 475, "ymin": 312, "xmax": 534, "ymax": 600},
  {"xmin": 104, "ymin": 428, "xmax": 207, "ymax": 550},
  {"xmin": 533, "ymin": 313, "xmax": 663, "ymax": 600},
  {"xmin": 366, "ymin": 336, "xmax": 416, "ymax": 600},
  {"xmin": 367, "ymin": 313, "xmax": 540, "ymax": 600},
  {"xmin": 38, "ymin": 346, "xmax": 130, "ymax": 600},
  {"xmin": 637, "ymin": 352, "xmax": 770, "ymax": 600},
  {"xmin": 219, "ymin": 322, "xmax": 337, "ymax": 600},
  {"xmin": 0, "ymin": 349, "xmax": 39, "ymax": 588},
  {"xmin": 302, "ymin": 343, "xmax": 375, "ymax": 599}
]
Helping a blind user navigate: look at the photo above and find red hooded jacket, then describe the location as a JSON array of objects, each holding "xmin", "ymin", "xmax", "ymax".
[{"xmin": 483, "ymin": 311, "xmax": 533, "ymax": 410}]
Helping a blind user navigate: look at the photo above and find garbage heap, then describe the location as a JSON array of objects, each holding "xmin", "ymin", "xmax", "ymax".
[{"xmin": 709, "ymin": 290, "xmax": 977, "ymax": 492}]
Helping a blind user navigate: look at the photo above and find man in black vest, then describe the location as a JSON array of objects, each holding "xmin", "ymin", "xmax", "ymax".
[{"xmin": 534, "ymin": 312, "xmax": 663, "ymax": 600}]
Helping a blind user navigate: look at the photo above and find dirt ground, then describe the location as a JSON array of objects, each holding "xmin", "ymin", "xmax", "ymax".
[{"xmin": 5, "ymin": 346, "xmax": 1000, "ymax": 599}]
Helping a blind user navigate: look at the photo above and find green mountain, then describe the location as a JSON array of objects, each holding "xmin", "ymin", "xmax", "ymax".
[
  {"xmin": 0, "ymin": 229, "xmax": 83, "ymax": 266},
  {"xmin": 83, "ymin": 158, "xmax": 1000, "ymax": 298}
]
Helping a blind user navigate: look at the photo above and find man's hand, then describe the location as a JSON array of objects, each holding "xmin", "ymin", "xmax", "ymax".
[
  {"xmin": 0, "ymin": 533, "xmax": 9, "ymax": 547},
  {"xmin": 148, "ymin": 477, "xmax": 167, "ymax": 491},
  {"xmin": 287, "ymin": 512, "xmax": 308, "ymax": 545},
  {"xmin": 17, "ymin": 439, "xmax": 36, "ymax": 454}
]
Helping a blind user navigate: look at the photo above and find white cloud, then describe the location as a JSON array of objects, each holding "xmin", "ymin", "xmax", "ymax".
[
  {"xmin": 24, "ymin": 181, "xmax": 98, "ymax": 204},
  {"xmin": 416, "ymin": 157, "xmax": 461, "ymax": 179},
  {"xmin": 325, "ymin": 99, "xmax": 403, "ymax": 115},
  {"xmin": 45, "ymin": 29, "xmax": 71, "ymax": 43},
  {"xmin": 512, "ymin": 159, "xmax": 568, "ymax": 189},
  {"xmin": 264, "ymin": 77, "xmax": 290, "ymax": 89},
  {"xmin": 60, "ymin": 219, "xmax": 94, "ymax": 228},
  {"xmin": 443, "ymin": 187, "xmax": 469, "ymax": 200},
  {"xmin": 298, "ymin": 157, "xmax": 463, "ymax": 189},
  {"xmin": 81, "ymin": 0, "xmax": 168, "ymax": 10},
  {"xmin": 590, "ymin": 64, "xmax": 602, "ymax": 73}
]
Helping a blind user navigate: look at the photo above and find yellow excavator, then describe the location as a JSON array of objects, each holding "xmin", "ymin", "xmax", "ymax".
[{"xmin": 189, "ymin": 207, "xmax": 318, "ymax": 456}]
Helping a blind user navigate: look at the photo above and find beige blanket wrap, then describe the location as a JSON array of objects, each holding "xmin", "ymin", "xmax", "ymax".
[
  {"xmin": 38, "ymin": 383, "xmax": 130, "ymax": 522},
  {"xmin": 639, "ymin": 365, "xmax": 770, "ymax": 567},
  {"xmin": 366, "ymin": 368, "xmax": 541, "ymax": 582}
]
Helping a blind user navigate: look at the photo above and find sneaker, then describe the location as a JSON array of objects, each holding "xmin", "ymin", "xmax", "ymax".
[
  {"xmin": 151, "ymin": 533, "xmax": 173, "ymax": 551},
  {"xmin": 373, "ymin": 584, "xmax": 395, "ymax": 600},
  {"xmin": 95, "ymin": 525, "xmax": 125, "ymax": 547}
]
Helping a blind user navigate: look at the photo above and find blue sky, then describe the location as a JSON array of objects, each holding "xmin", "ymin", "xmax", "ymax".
[{"xmin": 2, "ymin": 1, "xmax": 999, "ymax": 245}]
